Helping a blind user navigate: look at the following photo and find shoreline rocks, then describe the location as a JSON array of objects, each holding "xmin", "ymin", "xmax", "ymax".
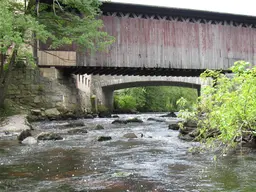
[{"xmin": 27, "ymin": 108, "xmax": 95, "ymax": 122}]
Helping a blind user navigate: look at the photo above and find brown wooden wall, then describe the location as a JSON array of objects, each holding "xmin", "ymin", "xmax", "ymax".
[{"xmin": 78, "ymin": 15, "xmax": 256, "ymax": 70}]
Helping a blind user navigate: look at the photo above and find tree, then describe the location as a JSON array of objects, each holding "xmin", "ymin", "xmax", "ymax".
[{"xmin": 0, "ymin": 0, "xmax": 114, "ymax": 108}]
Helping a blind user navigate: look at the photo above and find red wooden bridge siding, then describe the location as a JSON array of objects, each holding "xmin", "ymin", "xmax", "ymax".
[{"xmin": 79, "ymin": 15, "xmax": 256, "ymax": 70}]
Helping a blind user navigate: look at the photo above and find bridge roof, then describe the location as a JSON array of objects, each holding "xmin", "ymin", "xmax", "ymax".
[{"xmin": 101, "ymin": 2, "xmax": 256, "ymax": 25}]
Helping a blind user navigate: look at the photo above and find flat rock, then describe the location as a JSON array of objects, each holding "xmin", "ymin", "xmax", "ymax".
[
  {"xmin": 123, "ymin": 133, "xmax": 138, "ymax": 139},
  {"xmin": 21, "ymin": 137, "xmax": 37, "ymax": 145}
]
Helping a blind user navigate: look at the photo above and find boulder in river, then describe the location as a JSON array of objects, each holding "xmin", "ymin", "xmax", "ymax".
[
  {"xmin": 112, "ymin": 119, "xmax": 128, "ymax": 124},
  {"xmin": 112, "ymin": 115, "xmax": 120, "ymax": 118},
  {"xmin": 21, "ymin": 137, "xmax": 37, "ymax": 145},
  {"xmin": 37, "ymin": 132, "xmax": 63, "ymax": 141},
  {"xmin": 112, "ymin": 118, "xmax": 143, "ymax": 124},
  {"xmin": 18, "ymin": 130, "xmax": 32, "ymax": 142},
  {"xmin": 123, "ymin": 133, "xmax": 138, "ymax": 139},
  {"xmin": 168, "ymin": 123, "xmax": 180, "ymax": 130},
  {"xmin": 126, "ymin": 118, "xmax": 143, "ymax": 123},
  {"xmin": 67, "ymin": 128, "xmax": 88, "ymax": 134},
  {"xmin": 160, "ymin": 112, "xmax": 177, "ymax": 118},
  {"xmin": 98, "ymin": 136, "xmax": 112, "ymax": 142},
  {"xmin": 147, "ymin": 118, "xmax": 166, "ymax": 122},
  {"xmin": 98, "ymin": 111, "xmax": 112, "ymax": 118}
]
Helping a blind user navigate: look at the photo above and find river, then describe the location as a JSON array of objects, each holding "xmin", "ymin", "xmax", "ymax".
[{"xmin": 0, "ymin": 114, "xmax": 256, "ymax": 192}]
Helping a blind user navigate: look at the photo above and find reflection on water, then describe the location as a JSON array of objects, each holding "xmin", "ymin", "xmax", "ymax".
[{"xmin": 0, "ymin": 114, "xmax": 255, "ymax": 192}]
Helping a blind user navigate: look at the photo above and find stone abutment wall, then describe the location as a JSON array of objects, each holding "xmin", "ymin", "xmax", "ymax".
[{"xmin": 7, "ymin": 66, "xmax": 91, "ymax": 113}]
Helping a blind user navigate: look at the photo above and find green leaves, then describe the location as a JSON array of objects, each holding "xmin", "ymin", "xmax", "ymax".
[
  {"xmin": 187, "ymin": 61, "xmax": 256, "ymax": 149},
  {"xmin": 114, "ymin": 87, "xmax": 198, "ymax": 112}
]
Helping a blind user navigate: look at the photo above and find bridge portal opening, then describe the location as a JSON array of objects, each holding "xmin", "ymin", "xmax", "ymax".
[{"xmin": 113, "ymin": 86, "xmax": 198, "ymax": 113}]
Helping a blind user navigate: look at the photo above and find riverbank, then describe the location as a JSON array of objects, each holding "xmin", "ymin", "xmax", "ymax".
[{"xmin": 0, "ymin": 115, "xmax": 32, "ymax": 137}]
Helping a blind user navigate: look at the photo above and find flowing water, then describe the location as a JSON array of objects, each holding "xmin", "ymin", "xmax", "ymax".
[{"xmin": 0, "ymin": 114, "xmax": 255, "ymax": 192}]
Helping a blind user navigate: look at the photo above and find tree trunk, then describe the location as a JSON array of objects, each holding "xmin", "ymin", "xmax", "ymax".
[{"xmin": 0, "ymin": 85, "xmax": 5, "ymax": 108}]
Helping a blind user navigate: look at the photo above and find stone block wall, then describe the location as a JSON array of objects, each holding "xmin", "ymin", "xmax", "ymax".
[{"xmin": 7, "ymin": 66, "xmax": 91, "ymax": 112}]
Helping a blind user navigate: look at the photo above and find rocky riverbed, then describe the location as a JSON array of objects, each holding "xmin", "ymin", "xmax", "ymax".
[{"xmin": 0, "ymin": 113, "xmax": 256, "ymax": 191}]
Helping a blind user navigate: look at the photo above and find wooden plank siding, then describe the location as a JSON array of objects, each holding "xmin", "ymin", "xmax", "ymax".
[
  {"xmin": 38, "ymin": 51, "xmax": 76, "ymax": 66},
  {"xmin": 77, "ymin": 15, "xmax": 256, "ymax": 70}
]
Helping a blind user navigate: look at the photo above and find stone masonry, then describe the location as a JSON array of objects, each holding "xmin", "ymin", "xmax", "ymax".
[{"xmin": 7, "ymin": 66, "xmax": 91, "ymax": 113}]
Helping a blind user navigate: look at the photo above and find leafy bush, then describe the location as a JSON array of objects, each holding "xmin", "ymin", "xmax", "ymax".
[
  {"xmin": 115, "ymin": 95, "xmax": 137, "ymax": 110},
  {"xmin": 181, "ymin": 61, "xmax": 256, "ymax": 149}
]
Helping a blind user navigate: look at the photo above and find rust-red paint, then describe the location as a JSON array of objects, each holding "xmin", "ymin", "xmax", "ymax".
[{"xmin": 96, "ymin": 15, "xmax": 256, "ymax": 69}]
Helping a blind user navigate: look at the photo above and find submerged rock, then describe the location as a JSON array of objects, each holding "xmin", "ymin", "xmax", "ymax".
[
  {"xmin": 67, "ymin": 128, "xmax": 88, "ymax": 134},
  {"xmin": 37, "ymin": 132, "xmax": 63, "ymax": 141},
  {"xmin": 168, "ymin": 123, "xmax": 180, "ymax": 130},
  {"xmin": 21, "ymin": 137, "xmax": 37, "ymax": 145},
  {"xmin": 98, "ymin": 136, "xmax": 112, "ymax": 142},
  {"xmin": 123, "ymin": 133, "xmax": 138, "ymax": 139},
  {"xmin": 18, "ymin": 130, "xmax": 32, "ymax": 142},
  {"xmin": 160, "ymin": 112, "xmax": 177, "ymax": 118},
  {"xmin": 95, "ymin": 124, "xmax": 104, "ymax": 130}
]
